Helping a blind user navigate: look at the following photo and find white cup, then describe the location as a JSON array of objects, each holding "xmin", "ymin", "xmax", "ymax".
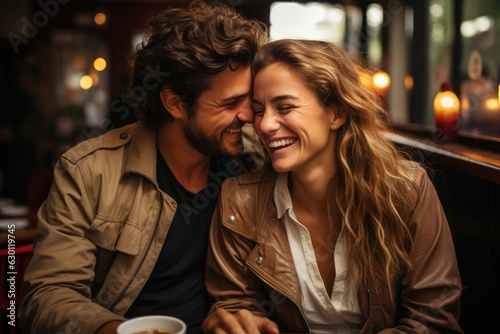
[{"xmin": 116, "ymin": 315, "xmax": 187, "ymax": 334}]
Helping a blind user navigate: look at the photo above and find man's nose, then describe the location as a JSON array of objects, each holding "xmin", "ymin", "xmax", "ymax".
[{"xmin": 237, "ymin": 97, "xmax": 254, "ymax": 124}]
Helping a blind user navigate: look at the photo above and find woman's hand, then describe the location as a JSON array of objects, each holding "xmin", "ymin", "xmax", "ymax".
[{"xmin": 202, "ymin": 308, "xmax": 279, "ymax": 334}]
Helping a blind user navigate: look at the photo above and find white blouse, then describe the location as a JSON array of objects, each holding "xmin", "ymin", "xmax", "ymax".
[{"xmin": 274, "ymin": 173, "xmax": 363, "ymax": 333}]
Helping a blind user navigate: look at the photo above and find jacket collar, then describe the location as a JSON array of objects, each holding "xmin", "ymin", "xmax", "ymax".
[{"xmin": 122, "ymin": 122, "xmax": 158, "ymax": 185}]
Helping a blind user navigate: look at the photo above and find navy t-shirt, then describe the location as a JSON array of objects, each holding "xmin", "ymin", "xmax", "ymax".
[{"xmin": 125, "ymin": 151, "xmax": 242, "ymax": 333}]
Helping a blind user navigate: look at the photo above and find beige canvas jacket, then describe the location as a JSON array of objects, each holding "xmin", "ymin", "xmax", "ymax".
[
  {"xmin": 206, "ymin": 164, "xmax": 463, "ymax": 333},
  {"xmin": 19, "ymin": 123, "xmax": 174, "ymax": 333},
  {"xmin": 19, "ymin": 122, "xmax": 249, "ymax": 334}
]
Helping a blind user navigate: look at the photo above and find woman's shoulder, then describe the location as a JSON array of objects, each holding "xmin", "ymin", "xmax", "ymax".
[
  {"xmin": 220, "ymin": 166, "xmax": 278, "ymax": 210},
  {"xmin": 400, "ymin": 159, "xmax": 442, "ymax": 212},
  {"xmin": 217, "ymin": 166, "xmax": 279, "ymax": 239},
  {"xmin": 223, "ymin": 164, "xmax": 278, "ymax": 190},
  {"xmin": 403, "ymin": 160, "xmax": 429, "ymax": 184}
]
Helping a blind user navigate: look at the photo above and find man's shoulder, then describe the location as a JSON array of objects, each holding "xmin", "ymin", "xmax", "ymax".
[{"xmin": 61, "ymin": 123, "xmax": 138, "ymax": 163}]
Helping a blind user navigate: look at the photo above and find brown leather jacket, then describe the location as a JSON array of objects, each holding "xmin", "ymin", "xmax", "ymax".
[{"xmin": 206, "ymin": 164, "xmax": 463, "ymax": 333}]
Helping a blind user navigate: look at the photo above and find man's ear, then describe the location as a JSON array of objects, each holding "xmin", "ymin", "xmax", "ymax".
[{"xmin": 160, "ymin": 89, "xmax": 184, "ymax": 119}]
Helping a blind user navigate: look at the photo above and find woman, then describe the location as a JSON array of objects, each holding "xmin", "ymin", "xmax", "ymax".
[{"xmin": 203, "ymin": 39, "xmax": 462, "ymax": 333}]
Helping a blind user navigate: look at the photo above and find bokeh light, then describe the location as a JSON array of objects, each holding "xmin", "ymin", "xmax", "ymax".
[
  {"xmin": 93, "ymin": 57, "xmax": 107, "ymax": 71},
  {"xmin": 80, "ymin": 75, "xmax": 93, "ymax": 89},
  {"xmin": 372, "ymin": 71, "xmax": 391, "ymax": 90},
  {"xmin": 94, "ymin": 12, "xmax": 107, "ymax": 25}
]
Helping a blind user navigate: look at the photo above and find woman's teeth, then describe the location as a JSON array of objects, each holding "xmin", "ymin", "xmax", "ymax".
[{"xmin": 269, "ymin": 138, "xmax": 296, "ymax": 148}]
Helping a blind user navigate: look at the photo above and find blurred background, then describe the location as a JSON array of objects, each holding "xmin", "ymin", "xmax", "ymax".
[
  {"xmin": 1, "ymin": 0, "xmax": 499, "ymax": 204},
  {"xmin": 0, "ymin": 0, "xmax": 499, "ymax": 333}
]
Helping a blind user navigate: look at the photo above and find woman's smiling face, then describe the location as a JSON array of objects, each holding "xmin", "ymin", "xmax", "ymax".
[{"xmin": 252, "ymin": 62, "xmax": 343, "ymax": 175}]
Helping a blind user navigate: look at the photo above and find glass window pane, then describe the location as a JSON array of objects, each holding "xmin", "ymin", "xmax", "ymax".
[
  {"xmin": 269, "ymin": 2, "xmax": 346, "ymax": 44},
  {"xmin": 460, "ymin": 0, "xmax": 500, "ymax": 139},
  {"xmin": 366, "ymin": 3, "xmax": 383, "ymax": 68},
  {"xmin": 427, "ymin": 0, "xmax": 455, "ymax": 127}
]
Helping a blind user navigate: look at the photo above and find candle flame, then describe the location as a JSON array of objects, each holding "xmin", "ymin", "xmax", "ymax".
[{"xmin": 440, "ymin": 96, "xmax": 457, "ymax": 108}]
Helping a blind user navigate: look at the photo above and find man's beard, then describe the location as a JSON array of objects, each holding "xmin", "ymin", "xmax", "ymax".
[{"xmin": 183, "ymin": 117, "xmax": 243, "ymax": 157}]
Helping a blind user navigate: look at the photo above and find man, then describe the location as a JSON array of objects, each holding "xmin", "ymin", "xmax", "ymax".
[{"xmin": 18, "ymin": 1, "xmax": 267, "ymax": 333}]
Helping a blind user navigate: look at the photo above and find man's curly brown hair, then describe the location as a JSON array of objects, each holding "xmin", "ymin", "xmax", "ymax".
[{"xmin": 128, "ymin": 0, "xmax": 268, "ymax": 129}]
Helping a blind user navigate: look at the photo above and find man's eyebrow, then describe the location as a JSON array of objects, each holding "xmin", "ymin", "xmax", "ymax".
[{"xmin": 220, "ymin": 93, "xmax": 249, "ymax": 103}]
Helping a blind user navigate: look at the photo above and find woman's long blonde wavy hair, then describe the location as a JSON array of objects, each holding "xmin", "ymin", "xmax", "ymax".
[{"xmin": 252, "ymin": 39, "xmax": 418, "ymax": 299}]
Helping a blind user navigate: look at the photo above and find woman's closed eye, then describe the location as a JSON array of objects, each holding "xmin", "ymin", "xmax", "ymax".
[
  {"xmin": 251, "ymin": 101, "xmax": 265, "ymax": 116},
  {"xmin": 252, "ymin": 104, "xmax": 294, "ymax": 117},
  {"xmin": 277, "ymin": 105, "xmax": 293, "ymax": 114}
]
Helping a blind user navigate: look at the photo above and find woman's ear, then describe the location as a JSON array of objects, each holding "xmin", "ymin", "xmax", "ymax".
[
  {"xmin": 329, "ymin": 107, "xmax": 347, "ymax": 130},
  {"xmin": 160, "ymin": 89, "xmax": 184, "ymax": 119}
]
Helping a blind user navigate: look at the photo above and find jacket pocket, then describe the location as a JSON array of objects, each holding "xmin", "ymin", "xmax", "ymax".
[{"xmin": 85, "ymin": 215, "xmax": 142, "ymax": 255}]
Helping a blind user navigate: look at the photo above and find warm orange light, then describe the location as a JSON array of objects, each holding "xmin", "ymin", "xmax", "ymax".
[
  {"xmin": 89, "ymin": 73, "xmax": 100, "ymax": 86},
  {"xmin": 80, "ymin": 75, "xmax": 93, "ymax": 89},
  {"xmin": 484, "ymin": 97, "xmax": 500, "ymax": 112},
  {"xmin": 434, "ymin": 91, "xmax": 459, "ymax": 117},
  {"xmin": 94, "ymin": 12, "xmax": 107, "ymax": 25},
  {"xmin": 93, "ymin": 57, "xmax": 107, "ymax": 71},
  {"xmin": 461, "ymin": 97, "xmax": 470, "ymax": 116},
  {"xmin": 433, "ymin": 89, "xmax": 460, "ymax": 141},
  {"xmin": 405, "ymin": 75, "xmax": 414, "ymax": 90},
  {"xmin": 372, "ymin": 71, "xmax": 391, "ymax": 90}
]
